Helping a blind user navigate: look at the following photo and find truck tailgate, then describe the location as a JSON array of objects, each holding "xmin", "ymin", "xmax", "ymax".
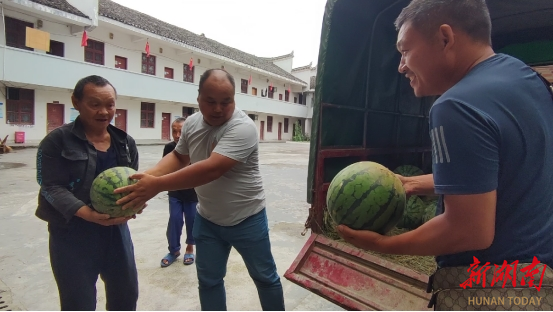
[{"xmin": 284, "ymin": 233, "xmax": 432, "ymax": 311}]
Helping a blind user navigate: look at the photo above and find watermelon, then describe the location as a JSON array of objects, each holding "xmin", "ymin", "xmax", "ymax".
[
  {"xmin": 90, "ymin": 166, "xmax": 144, "ymax": 218},
  {"xmin": 393, "ymin": 165, "xmax": 424, "ymax": 177},
  {"xmin": 396, "ymin": 196, "xmax": 426, "ymax": 230},
  {"xmin": 326, "ymin": 161, "xmax": 406, "ymax": 235},
  {"xmin": 422, "ymin": 200, "xmax": 438, "ymax": 223}
]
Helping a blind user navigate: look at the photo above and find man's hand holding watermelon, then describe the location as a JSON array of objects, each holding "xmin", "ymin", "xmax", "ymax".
[
  {"xmin": 75, "ymin": 205, "xmax": 131, "ymax": 226},
  {"xmin": 113, "ymin": 172, "xmax": 162, "ymax": 212}
]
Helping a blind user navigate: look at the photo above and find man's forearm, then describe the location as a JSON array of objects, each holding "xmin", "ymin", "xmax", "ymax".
[
  {"xmin": 406, "ymin": 174, "xmax": 436, "ymax": 196},
  {"xmin": 157, "ymin": 160, "xmax": 222, "ymax": 191},
  {"xmin": 379, "ymin": 215, "xmax": 490, "ymax": 256},
  {"xmin": 145, "ymin": 151, "xmax": 188, "ymax": 177}
]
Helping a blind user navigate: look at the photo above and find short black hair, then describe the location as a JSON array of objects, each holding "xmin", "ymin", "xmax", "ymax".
[
  {"xmin": 72, "ymin": 75, "xmax": 117, "ymax": 101},
  {"xmin": 198, "ymin": 69, "xmax": 236, "ymax": 94},
  {"xmin": 173, "ymin": 117, "xmax": 187, "ymax": 124},
  {"xmin": 394, "ymin": 0, "xmax": 492, "ymax": 45}
]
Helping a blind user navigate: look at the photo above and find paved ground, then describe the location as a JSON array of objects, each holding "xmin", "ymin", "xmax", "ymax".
[{"xmin": 0, "ymin": 143, "xmax": 343, "ymax": 311}]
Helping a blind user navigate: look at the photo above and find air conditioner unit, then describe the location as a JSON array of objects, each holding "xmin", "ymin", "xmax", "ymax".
[{"xmin": 272, "ymin": 87, "xmax": 278, "ymax": 92}]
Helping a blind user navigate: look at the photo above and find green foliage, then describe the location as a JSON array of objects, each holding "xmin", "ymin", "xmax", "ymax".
[{"xmin": 292, "ymin": 121, "xmax": 310, "ymax": 142}]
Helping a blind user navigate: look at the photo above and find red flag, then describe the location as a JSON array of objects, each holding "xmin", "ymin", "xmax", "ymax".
[
  {"xmin": 145, "ymin": 41, "xmax": 150, "ymax": 57},
  {"xmin": 248, "ymin": 74, "xmax": 252, "ymax": 85},
  {"xmin": 189, "ymin": 58, "xmax": 194, "ymax": 69},
  {"xmin": 288, "ymin": 85, "xmax": 291, "ymax": 93},
  {"xmin": 81, "ymin": 30, "xmax": 88, "ymax": 47},
  {"xmin": 270, "ymin": 82, "xmax": 273, "ymax": 91}
]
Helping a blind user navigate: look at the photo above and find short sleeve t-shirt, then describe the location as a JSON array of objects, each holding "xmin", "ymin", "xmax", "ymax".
[
  {"xmin": 174, "ymin": 107, "xmax": 265, "ymax": 226},
  {"xmin": 429, "ymin": 53, "xmax": 553, "ymax": 268}
]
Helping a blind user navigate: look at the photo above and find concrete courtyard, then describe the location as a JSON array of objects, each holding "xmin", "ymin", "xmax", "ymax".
[{"xmin": 0, "ymin": 142, "xmax": 343, "ymax": 311}]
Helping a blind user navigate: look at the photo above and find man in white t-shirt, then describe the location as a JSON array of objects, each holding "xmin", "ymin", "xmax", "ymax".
[{"xmin": 114, "ymin": 69, "xmax": 284, "ymax": 311}]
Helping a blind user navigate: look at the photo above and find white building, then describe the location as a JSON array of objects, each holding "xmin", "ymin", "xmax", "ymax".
[{"xmin": 0, "ymin": 0, "xmax": 316, "ymax": 144}]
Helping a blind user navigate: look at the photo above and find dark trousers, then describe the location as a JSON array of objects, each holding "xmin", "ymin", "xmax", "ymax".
[
  {"xmin": 48, "ymin": 218, "xmax": 139, "ymax": 311},
  {"xmin": 167, "ymin": 196, "xmax": 197, "ymax": 253}
]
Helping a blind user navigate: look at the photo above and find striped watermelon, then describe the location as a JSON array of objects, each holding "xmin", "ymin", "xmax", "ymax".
[
  {"xmin": 422, "ymin": 199, "xmax": 438, "ymax": 223},
  {"xmin": 393, "ymin": 165, "xmax": 424, "ymax": 177},
  {"xmin": 326, "ymin": 162, "xmax": 406, "ymax": 235},
  {"xmin": 396, "ymin": 196, "xmax": 426, "ymax": 230},
  {"xmin": 90, "ymin": 166, "xmax": 143, "ymax": 218}
]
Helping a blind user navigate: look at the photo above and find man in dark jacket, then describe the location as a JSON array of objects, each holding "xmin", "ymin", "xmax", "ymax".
[
  {"xmin": 36, "ymin": 75, "xmax": 140, "ymax": 310},
  {"xmin": 160, "ymin": 117, "xmax": 199, "ymax": 267}
]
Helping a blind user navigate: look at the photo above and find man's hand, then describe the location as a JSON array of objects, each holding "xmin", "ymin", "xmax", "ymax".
[
  {"xmin": 396, "ymin": 174, "xmax": 417, "ymax": 197},
  {"xmin": 336, "ymin": 225, "xmax": 388, "ymax": 253},
  {"xmin": 75, "ymin": 206, "xmax": 130, "ymax": 226},
  {"xmin": 114, "ymin": 173, "xmax": 160, "ymax": 211},
  {"xmin": 396, "ymin": 173, "xmax": 435, "ymax": 196}
]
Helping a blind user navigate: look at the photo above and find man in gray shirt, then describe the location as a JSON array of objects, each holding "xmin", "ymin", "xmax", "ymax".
[{"xmin": 115, "ymin": 69, "xmax": 284, "ymax": 311}]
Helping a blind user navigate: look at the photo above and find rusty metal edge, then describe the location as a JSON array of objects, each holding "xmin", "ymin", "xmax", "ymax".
[{"xmin": 284, "ymin": 233, "xmax": 433, "ymax": 311}]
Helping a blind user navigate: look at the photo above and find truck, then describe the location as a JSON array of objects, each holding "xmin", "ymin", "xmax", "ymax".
[{"xmin": 284, "ymin": 0, "xmax": 553, "ymax": 310}]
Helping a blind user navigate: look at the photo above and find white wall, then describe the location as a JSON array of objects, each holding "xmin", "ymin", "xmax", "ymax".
[
  {"xmin": 272, "ymin": 57, "xmax": 293, "ymax": 73},
  {"xmin": 252, "ymin": 112, "xmax": 300, "ymax": 142},
  {"xmin": 291, "ymin": 67, "xmax": 317, "ymax": 90}
]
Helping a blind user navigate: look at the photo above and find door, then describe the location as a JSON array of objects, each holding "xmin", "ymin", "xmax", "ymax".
[
  {"xmin": 162, "ymin": 113, "xmax": 171, "ymax": 141},
  {"xmin": 278, "ymin": 122, "xmax": 282, "ymax": 141},
  {"xmin": 260, "ymin": 121, "xmax": 265, "ymax": 141},
  {"xmin": 46, "ymin": 103, "xmax": 64, "ymax": 133},
  {"xmin": 115, "ymin": 109, "xmax": 127, "ymax": 132}
]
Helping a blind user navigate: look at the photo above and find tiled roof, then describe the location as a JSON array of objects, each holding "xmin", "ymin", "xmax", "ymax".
[
  {"xmin": 292, "ymin": 62, "xmax": 314, "ymax": 72},
  {"xmin": 98, "ymin": 0, "xmax": 306, "ymax": 84},
  {"xmin": 28, "ymin": 0, "xmax": 306, "ymax": 84},
  {"xmin": 29, "ymin": 0, "xmax": 88, "ymax": 18},
  {"xmin": 259, "ymin": 52, "xmax": 294, "ymax": 61}
]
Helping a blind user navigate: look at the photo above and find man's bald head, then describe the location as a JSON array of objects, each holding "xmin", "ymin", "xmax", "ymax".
[{"xmin": 198, "ymin": 68, "xmax": 236, "ymax": 95}]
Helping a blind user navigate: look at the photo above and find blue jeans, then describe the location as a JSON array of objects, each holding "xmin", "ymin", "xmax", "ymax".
[
  {"xmin": 48, "ymin": 218, "xmax": 138, "ymax": 311},
  {"xmin": 192, "ymin": 208, "xmax": 285, "ymax": 311},
  {"xmin": 167, "ymin": 196, "xmax": 197, "ymax": 253}
]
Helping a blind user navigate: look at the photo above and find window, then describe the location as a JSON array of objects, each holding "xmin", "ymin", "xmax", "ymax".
[
  {"xmin": 6, "ymin": 88, "xmax": 34, "ymax": 125},
  {"xmin": 285, "ymin": 90, "xmax": 290, "ymax": 102},
  {"xmin": 142, "ymin": 53, "xmax": 156, "ymax": 75},
  {"xmin": 267, "ymin": 116, "xmax": 273, "ymax": 132},
  {"xmin": 85, "ymin": 39, "xmax": 104, "ymax": 65},
  {"xmin": 294, "ymin": 97, "xmax": 297, "ymax": 103},
  {"xmin": 241, "ymin": 79, "xmax": 248, "ymax": 94},
  {"xmin": 183, "ymin": 64, "xmax": 194, "ymax": 83},
  {"xmin": 299, "ymin": 94, "xmax": 304, "ymax": 105},
  {"xmin": 115, "ymin": 56, "xmax": 127, "ymax": 69},
  {"xmin": 47, "ymin": 40, "xmax": 64, "ymax": 57},
  {"xmin": 5, "ymin": 17, "xmax": 33, "ymax": 50},
  {"xmin": 248, "ymin": 114, "xmax": 256, "ymax": 121},
  {"xmin": 165, "ymin": 67, "xmax": 174, "ymax": 79},
  {"xmin": 252, "ymin": 87, "xmax": 257, "ymax": 96},
  {"xmin": 278, "ymin": 94, "xmax": 282, "ymax": 100},
  {"xmin": 140, "ymin": 102, "xmax": 155, "ymax": 128},
  {"xmin": 284, "ymin": 118, "xmax": 289, "ymax": 133},
  {"xmin": 182, "ymin": 106, "xmax": 194, "ymax": 117}
]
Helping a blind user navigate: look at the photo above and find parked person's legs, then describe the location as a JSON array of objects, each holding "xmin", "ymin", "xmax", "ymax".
[
  {"xmin": 227, "ymin": 209, "xmax": 285, "ymax": 311},
  {"xmin": 48, "ymin": 220, "xmax": 104, "ymax": 311},
  {"xmin": 101, "ymin": 223, "xmax": 139, "ymax": 311},
  {"xmin": 162, "ymin": 196, "xmax": 185, "ymax": 266},
  {"xmin": 193, "ymin": 213, "xmax": 232, "ymax": 310},
  {"xmin": 183, "ymin": 201, "xmax": 198, "ymax": 264}
]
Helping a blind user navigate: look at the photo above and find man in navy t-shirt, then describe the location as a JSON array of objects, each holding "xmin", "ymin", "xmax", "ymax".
[
  {"xmin": 337, "ymin": 0, "xmax": 553, "ymax": 270},
  {"xmin": 430, "ymin": 53, "xmax": 553, "ymax": 268}
]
